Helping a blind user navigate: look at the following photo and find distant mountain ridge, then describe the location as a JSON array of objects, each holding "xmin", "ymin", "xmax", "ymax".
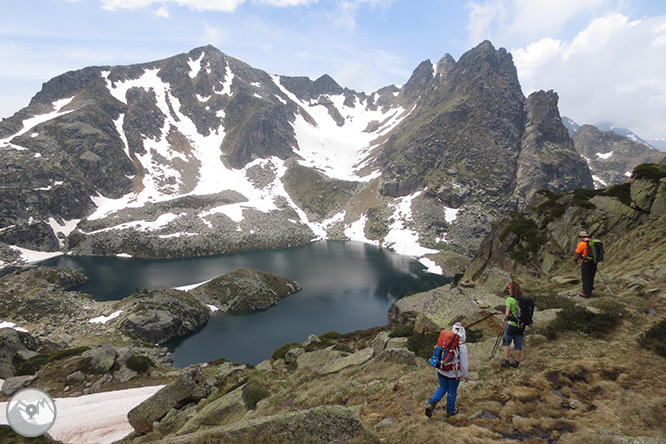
[
  {"xmin": 0, "ymin": 41, "xmax": 654, "ymax": 269},
  {"xmin": 562, "ymin": 116, "xmax": 664, "ymax": 188}
]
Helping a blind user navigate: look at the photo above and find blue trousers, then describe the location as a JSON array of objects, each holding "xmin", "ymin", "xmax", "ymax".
[{"xmin": 427, "ymin": 372, "xmax": 460, "ymax": 414}]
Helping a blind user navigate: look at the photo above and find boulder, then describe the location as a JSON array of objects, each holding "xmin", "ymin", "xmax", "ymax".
[
  {"xmin": 66, "ymin": 370, "xmax": 86, "ymax": 385},
  {"xmin": 388, "ymin": 286, "xmax": 447, "ymax": 324},
  {"xmin": 296, "ymin": 348, "xmax": 373, "ymax": 375},
  {"xmin": 156, "ymin": 405, "xmax": 364, "ymax": 444},
  {"xmin": 533, "ymin": 308, "xmax": 561, "ymax": 324},
  {"xmin": 128, "ymin": 368, "xmax": 210, "ymax": 434},
  {"xmin": 2, "ymin": 375, "xmax": 37, "ymax": 397},
  {"xmin": 284, "ymin": 347, "xmax": 305, "ymax": 365},
  {"xmin": 302, "ymin": 334, "xmax": 321, "ymax": 347},
  {"xmin": 176, "ymin": 385, "xmax": 249, "ymax": 435},
  {"xmin": 414, "ymin": 287, "xmax": 493, "ymax": 334},
  {"xmin": 376, "ymin": 348, "xmax": 417, "ymax": 366},
  {"xmin": 86, "ymin": 343, "xmax": 117, "ymax": 374},
  {"xmin": 631, "ymin": 178, "xmax": 660, "ymax": 213},
  {"xmin": 215, "ymin": 362, "xmax": 247, "ymax": 380},
  {"xmin": 119, "ymin": 289, "xmax": 211, "ymax": 344},
  {"xmin": 0, "ymin": 328, "xmax": 40, "ymax": 379},
  {"xmin": 386, "ymin": 337, "xmax": 408, "ymax": 350},
  {"xmin": 371, "ymin": 331, "xmax": 390, "ymax": 357}
]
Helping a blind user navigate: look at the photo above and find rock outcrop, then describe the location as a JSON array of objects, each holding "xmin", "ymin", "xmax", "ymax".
[
  {"xmin": 128, "ymin": 368, "xmax": 211, "ymax": 434},
  {"xmin": 188, "ymin": 267, "xmax": 301, "ymax": 313},
  {"xmin": 156, "ymin": 405, "xmax": 364, "ymax": 444},
  {"xmin": 118, "ymin": 289, "xmax": 211, "ymax": 345},
  {"xmin": 0, "ymin": 328, "xmax": 40, "ymax": 379}
]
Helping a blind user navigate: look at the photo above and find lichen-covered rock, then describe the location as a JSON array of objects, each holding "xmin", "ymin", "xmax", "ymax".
[
  {"xmin": 414, "ymin": 287, "xmax": 491, "ymax": 335},
  {"xmin": 388, "ymin": 286, "xmax": 447, "ymax": 325},
  {"xmin": 376, "ymin": 348, "xmax": 417, "ymax": 366},
  {"xmin": 154, "ymin": 405, "xmax": 364, "ymax": 444},
  {"xmin": 371, "ymin": 331, "xmax": 390, "ymax": 357},
  {"xmin": 296, "ymin": 348, "xmax": 373, "ymax": 375},
  {"xmin": 128, "ymin": 368, "xmax": 210, "ymax": 434},
  {"xmin": 176, "ymin": 385, "xmax": 249, "ymax": 435},
  {"xmin": 0, "ymin": 328, "xmax": 40, "ymax": 379},
  {"xmin": 85, "ymin": 343, "xmax": 117, "ymax": 374}
]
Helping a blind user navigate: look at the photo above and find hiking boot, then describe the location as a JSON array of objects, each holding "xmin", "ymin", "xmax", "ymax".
[
  {"xmin": 501, "ymin": 359, "xmax": 510, "ymax": 368},
  {"xmin": 510, "ymin": 360, "xmax": 520, "ymax": 368},
  {"xmin": 579, "ymin": 292, "xmax": 592, "ymax": 299},
  {"xmin": 425, "ymin": 402, "xmax": 436, "ymax": 418},
  {"xmin": 447, "ymin": 408, "xmax": 459, "ymax": 417}
]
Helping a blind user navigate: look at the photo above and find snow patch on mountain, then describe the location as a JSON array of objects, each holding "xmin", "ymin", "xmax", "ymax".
[
  {"xmin": 383, "ymin": 191, "xmax": 439, "ymax": 257},
  {"xmin": 0, "ymin": 97, "xmax": 74, "ymax": 150},
  {"xmin": 272, "ymin": 75, "xmax": 407, "ymax": 182}
]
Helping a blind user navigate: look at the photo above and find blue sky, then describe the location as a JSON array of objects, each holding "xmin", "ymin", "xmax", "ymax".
[{"xmin": 1, "ymin": 0, "xmax": 665, "ymax": 139}]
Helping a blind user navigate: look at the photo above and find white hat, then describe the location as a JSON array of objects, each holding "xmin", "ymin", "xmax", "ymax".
[{"xmin": 452, "ymin": 322, "xmax": 466, "ymax": 343}]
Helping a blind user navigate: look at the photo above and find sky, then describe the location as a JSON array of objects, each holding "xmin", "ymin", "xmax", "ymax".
[{"xmin": 1, "ymin": 0, "xmax": 665, "ymax": 139}]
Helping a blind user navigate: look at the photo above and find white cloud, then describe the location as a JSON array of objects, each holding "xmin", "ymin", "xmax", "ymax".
[
  {"xmin": 329, "ymin": 0, "xmax": 397, "ymax": 30},
  {"xmin": 100, "ymin": 0, "xmax": 317, "ymax": 12},
  {"xmin": 513, "ymin": 13, "xmax": 666, "ymax": 138},
  {"xmin": 155, "ymin": 6, "xmax": 170, "ymax": 17},
  {"xmin": 465, "ymin": 0, "xmax": 616, "ymax": 46},
  {"xmin": 202, "ymin": 25, "xmax": 229, "ymax": 47}
]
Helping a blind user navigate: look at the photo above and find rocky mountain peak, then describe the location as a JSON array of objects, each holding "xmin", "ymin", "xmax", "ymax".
[
  {"xmin": 515, "ymin": 90, "xmax": 593, "ymax": 206},
  {"xmin": 523, "ymin": 90, "xmax": 571, "ymax": 145},
  {"xmin": 400, "ymin": 59, "xmax": 434, "ymax": 102}
]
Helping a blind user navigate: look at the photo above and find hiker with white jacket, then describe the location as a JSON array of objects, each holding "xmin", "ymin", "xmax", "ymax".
[{"xmin": 425, "ymin": 322, "xmax": 469, "ymax": 418}]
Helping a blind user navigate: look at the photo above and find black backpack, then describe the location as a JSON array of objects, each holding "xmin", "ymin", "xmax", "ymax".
[{"xmin": 511, "ymin": 297, "xmax": 535, "ymax": 329}]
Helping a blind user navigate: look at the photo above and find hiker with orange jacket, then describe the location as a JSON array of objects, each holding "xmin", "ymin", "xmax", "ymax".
[{"xmin": 574, "ymin": 230, "xmax": 596, "ymax": 298}]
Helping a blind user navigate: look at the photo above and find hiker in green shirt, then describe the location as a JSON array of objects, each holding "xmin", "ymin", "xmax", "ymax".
[{"xmin": 502, "ymin": 281, "xmax": 524, "ymax": 368}]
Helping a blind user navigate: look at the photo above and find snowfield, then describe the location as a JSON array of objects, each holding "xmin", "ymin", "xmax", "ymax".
[{"xmin": 0, "ymin": 385, "xmax": 164, "ymax": 444}]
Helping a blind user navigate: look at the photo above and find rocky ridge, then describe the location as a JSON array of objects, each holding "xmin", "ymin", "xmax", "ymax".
[
  {"xmin": 572, "ymin": 124, "xmax": 663, "ymax": 189},
  {"xmin": 0, "ymin": 40, "xmax": 619, "ymax": 269}
]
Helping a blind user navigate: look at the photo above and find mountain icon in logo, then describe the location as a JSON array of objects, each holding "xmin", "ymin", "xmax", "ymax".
[{"xmin": 6, "ymin": 388, "xmax": 56, "ymax": 437}]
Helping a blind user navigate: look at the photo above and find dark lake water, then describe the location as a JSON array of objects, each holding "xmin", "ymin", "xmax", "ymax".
[{"xmin": 34, "ymin": 241, "xmax": 448, "ymax": 366}]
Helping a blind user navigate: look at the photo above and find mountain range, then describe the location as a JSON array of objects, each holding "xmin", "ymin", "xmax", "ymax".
[{"xmin": 0, "ymin": 40, "xmax": 662, "ymax": 268}]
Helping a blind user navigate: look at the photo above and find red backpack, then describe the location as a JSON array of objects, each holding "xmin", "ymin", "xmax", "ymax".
[{"xmin": 428, "ymin": 330, "xmax": 460, "ymax": 371}]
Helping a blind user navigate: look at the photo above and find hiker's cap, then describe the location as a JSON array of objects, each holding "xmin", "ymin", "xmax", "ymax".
[{"xmin": 579, "ymin": 230, "xmax": 590, "ymax": 237}]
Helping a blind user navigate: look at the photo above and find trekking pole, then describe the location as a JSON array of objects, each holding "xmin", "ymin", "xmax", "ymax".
[
  {"xmin": 596, "ymin": 267, "xmax": 614, "ymax": 297},
  {"xmin": 489, "ymin": 319, "xmax": 507, "ymax": 360}
]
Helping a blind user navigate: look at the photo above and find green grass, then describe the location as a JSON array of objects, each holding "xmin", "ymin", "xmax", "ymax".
[
  {"xmin": 638, "ymin": 319, "xmax": 666, "ymax": 358},
  {"xmin": 632, "ymin": 163, "xmax": 666, "ymax": 182},
  {"xmin": 406, "ymin": 333, "xmax": 439, "ymax": 360},
  {"xmin": 271, "ymin": 343, "xmax": 302, "ymax": 361},
  {"xmin": 542, "ymin": 302, "xmax": 626, "ymax": 340},
  {"xmin": 16, "ymin": 346, "xmax": 90, "ymax": 376}
]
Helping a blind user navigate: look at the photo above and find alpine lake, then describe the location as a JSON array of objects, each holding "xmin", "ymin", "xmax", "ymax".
[{"xmin": 35, "ymin": 241, "xmax": 449, "ymax": 366}]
